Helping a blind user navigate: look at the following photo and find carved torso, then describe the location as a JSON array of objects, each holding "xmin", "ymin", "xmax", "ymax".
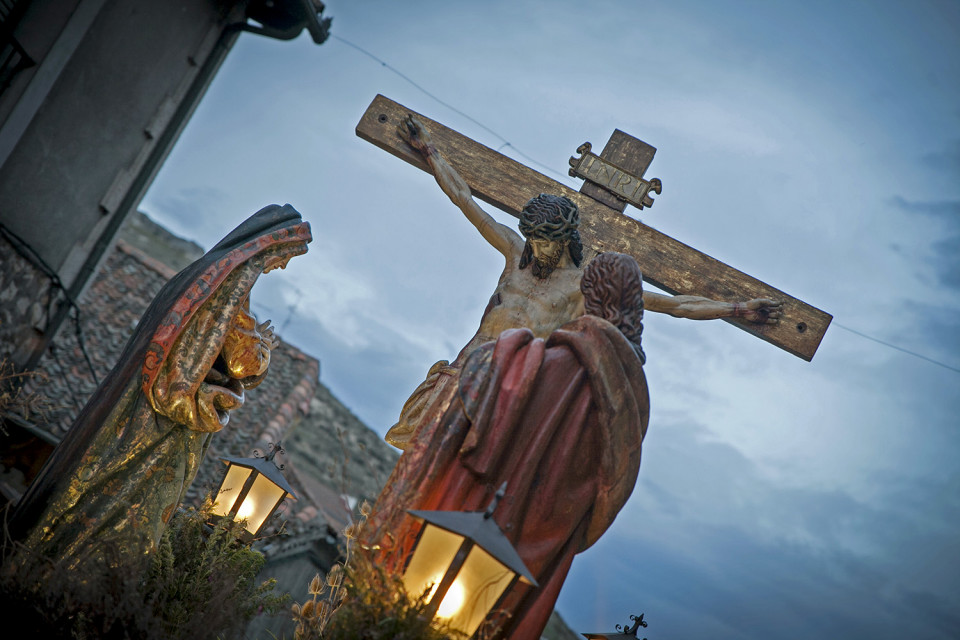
[{"xmin": 456, "ymin": 259, "xmax": 585, "ymax": 364}]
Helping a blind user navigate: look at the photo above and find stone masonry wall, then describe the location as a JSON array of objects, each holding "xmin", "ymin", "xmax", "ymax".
[{"xmin": 0, "ymin": 234, "xmax": 57, "ymax": 368}]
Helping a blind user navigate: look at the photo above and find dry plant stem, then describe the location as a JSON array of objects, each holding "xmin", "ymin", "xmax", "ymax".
[
  {"xmin": 291, "ymin": 499, "xmax": 488, "ymax": 640},
  {"xmin": 0, "ymin": 360, "xmax": 52, "ymax": 433},
  {"xmin": 291, "ymin": 502, "xmax": 368, "ymax": 639}
]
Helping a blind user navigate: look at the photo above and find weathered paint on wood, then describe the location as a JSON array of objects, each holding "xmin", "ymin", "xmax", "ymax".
[{"xmin": 356, "ymin": 94, "xmax": 831, "ymax": 361}]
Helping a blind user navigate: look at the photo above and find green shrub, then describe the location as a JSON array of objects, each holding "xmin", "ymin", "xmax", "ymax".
[{"xmin": 143, "ymin": 501, "xmax": 289, "ymax": 636}]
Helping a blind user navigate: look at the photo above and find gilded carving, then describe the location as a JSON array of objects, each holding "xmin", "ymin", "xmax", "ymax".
[{"xmin": 9, "ymin": 205, "xmax": 311, "ymax": 568}]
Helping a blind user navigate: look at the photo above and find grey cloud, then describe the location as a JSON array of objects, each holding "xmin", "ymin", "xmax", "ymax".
[
  {"xmin": 930, "ymin": 235, "xmax": 960, "ymax": 290},
  {"xmin": 890, "ymin": 196, "xmax": 960, "ymax": 219},
  {"xmin": 569, "ymin": 505, "xmax": 958, "ymax": 640},
  {"xmin": 825, "ymin": 302, "xmax": 960, "ymax": 384},
  {"xmin": 566, "ymin": 521, "xmax": 954, "ymax": 640},
  {"xmin": 921, "ymin": 140, "xmax": 960, "ymax": 173},
  {"xmin": 901, "ymin": 589, "xmax": 960, "ymax": 640},
  {"xmin": 272, "ymin": 308, "xmax": 432, "ymax": 435},
  {"xmin": 567, "ymin": 413, "xmax": 960, "ymax": 639},
  {"xmin": 142, "ymin": 186, "xmax": 234, "ymax": 248},
  {"xmin": 888, "ymin": 197, "xmax": 960, "ymax": 290}
]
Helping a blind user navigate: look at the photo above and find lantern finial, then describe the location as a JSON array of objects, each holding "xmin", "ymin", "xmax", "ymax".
[
  {"xmin": 582, "ymin": 611, "xmax": 649, "ymax": 639},
  {"xmin": 618, "ymin": 613, "xmax": 647, "ymax": 636},
  {"xmin": 484, "ymin": 482, "xmax": 507, "ymax": 520}
]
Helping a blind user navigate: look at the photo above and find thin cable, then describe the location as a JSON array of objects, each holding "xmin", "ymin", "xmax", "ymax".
[
  {"xmin": 833, "ymin": 322, "xmax": 960, "ymax": 374},
  {"xmin": 332, "ymin": 39, "xmax": 960, "ymax": 377},
  {"xmin": 70, "ymin": 306, "xmax": 100, "ymax": 386},
  {"xmin": 499, "ymin": 142, "xmax": 570, "ymax": 181},
  {"xmin": 332, "ymin": 35, "xmax": 570, "ymax": 181},
  {"xmin": 0, "ymin": 222, "xmax": 100, "ymax": 385},
  {"xmin": 0, "ymin": 223, "xmax": 58, "ymax": 281},
  {"xmin": 280, "ymin": 287, "xmax": 302, "ymax": 333},
  {"xmin": 333, "ymin": 36, "xmax": 505, "ymax": 142}
]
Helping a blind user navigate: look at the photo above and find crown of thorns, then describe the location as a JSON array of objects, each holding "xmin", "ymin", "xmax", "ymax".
[{"xmin": 518, "ymin": 194, "xmax": 579, "ymax": 241}]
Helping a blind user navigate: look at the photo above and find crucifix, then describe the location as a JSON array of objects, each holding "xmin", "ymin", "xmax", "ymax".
[
  {"xmin": 356, "ymin": 94, "xmax": 831, "ymax": 362},
  {"xmin": 357, "ymin": 95, "xmax": 831, "ymax": 638}
]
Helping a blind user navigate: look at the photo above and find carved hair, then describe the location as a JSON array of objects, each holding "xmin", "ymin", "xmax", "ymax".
[
  {"xmin": 518, "ymin": 194, "xmax": 583, "ymax": 269},
  {"xmin": 581, "ymin": 252, "xmax": 646, "ymax": 363}
]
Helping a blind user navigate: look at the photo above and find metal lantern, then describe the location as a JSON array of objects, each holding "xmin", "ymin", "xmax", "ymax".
[
  {"xmin": 210, "ymin": 442, "xmax": 297, "ymax": 542},
  {"xmin": 403, "ymin": 483, "xmax": 538, "ymax": 638},
  {"xmin": 582, "ymin": 613, "xmax": 649, "ymax": 639}
]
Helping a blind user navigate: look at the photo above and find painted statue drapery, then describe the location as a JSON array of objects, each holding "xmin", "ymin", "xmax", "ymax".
[
  {"xmin": 368, "ymin": 314, "xmax": 649, "ymax": 638},
  {"xmin": 9, "ymin": 205, "xmax": 311, "ymax": 566}
]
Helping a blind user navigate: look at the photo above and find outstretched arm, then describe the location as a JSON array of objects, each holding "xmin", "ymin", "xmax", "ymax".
[
  {"xmin": 398, "ymin": 115, "xmax": 522, "ymax": 259},
  {"xmin": 644, "ymin": 291, "xmax": 783, "ymax": 324}
]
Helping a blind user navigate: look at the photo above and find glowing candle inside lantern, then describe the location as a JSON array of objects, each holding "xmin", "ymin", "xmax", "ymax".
[
  {"xmin": 211, "ymin": 449, "xmax": 297, "ymax": 542},
  {"xmin": 435, "ymin": 579, "xmax": 465, "ymax": 618},
  {"xmin": 401, "ymin": 486, "xmax": 537, "ymax": 637},
  {"xmin": 237, "ymin": 496, "xmax": 256, "ymax": 521}
]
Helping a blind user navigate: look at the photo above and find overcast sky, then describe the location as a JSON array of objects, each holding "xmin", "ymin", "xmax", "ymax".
[{"xmin": 141, "ymin": 1, "xmax": 960, "ymax": 637}]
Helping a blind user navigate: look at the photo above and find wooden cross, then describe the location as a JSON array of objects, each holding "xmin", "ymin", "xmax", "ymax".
[{"xmin": 356, "ymin": 95, "xmax": 831, "ymax": 360}]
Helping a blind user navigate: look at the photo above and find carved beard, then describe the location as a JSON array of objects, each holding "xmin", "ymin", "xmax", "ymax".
[{"xmin": 532, "ymin": 244, "xmax": 565, "ymax": 279}]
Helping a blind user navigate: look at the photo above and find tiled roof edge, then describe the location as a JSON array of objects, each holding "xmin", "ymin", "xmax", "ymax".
[
  {"xmin": 114, "ymin": 239, "xmax": 179, "ymax": 279},
  {"xmin": 253, "ymin": 354, "xmax": 320, "ymax": 451}
]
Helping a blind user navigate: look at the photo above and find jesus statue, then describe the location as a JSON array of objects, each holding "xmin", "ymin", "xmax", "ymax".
[
  {"xmin": 384, "ymin": 115, "xmax": 782, "ymax": 450},
  {"xmin": 364, "ymin": 116, "xmax": 782, "ymax": 637}
]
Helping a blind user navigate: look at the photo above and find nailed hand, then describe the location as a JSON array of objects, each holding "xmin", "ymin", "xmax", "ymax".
[
  {"xmin": 397, "ymin": 114, "xmax": 434, "ymax": 157},
  {"xmin": 742, "ymin": 298, "xmax": 783, "ymax": 325}
]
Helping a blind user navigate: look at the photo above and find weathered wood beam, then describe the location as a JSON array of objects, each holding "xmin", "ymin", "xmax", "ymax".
[{"xmin": 357, "ymin": 94, "xmax": 831, "ymax": 361}]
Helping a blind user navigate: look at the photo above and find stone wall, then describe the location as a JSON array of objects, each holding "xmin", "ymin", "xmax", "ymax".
[{"xmin": 0, "ymin": 234, "xmax": 56, "ymax": 368}]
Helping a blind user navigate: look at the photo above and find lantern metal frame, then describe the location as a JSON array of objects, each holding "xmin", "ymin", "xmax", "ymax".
[
  {"xmin": 582, "ymin": 612, "xmax": 649, "ymax": 639},
  {"xmin": 210, "ymin": 441, "xmax": 298, "ymax": 543},
  {"xmin": 403, "ymin": 483, "xmax": 538, "ymax": 637}
]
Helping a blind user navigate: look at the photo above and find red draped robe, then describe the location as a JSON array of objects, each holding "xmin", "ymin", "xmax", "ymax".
[{"xmin": 368, "ymin": 314, "xmax": 649, "ymax": 638}]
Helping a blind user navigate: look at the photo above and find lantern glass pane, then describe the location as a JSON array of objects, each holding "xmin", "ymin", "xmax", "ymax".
[
  {"xmin": 211, "ymin": 465, "xmax": 252, "ymax": 516},
  {"xmin": 238, "ymin": 472, "xmax": 286, "ymax": 534},
  {"xmin": 446, "ymin": 544, "xmax": 515, "ymax": 637},
  {"xmin": 402, "ymin": 524, "xmax": 462, "ymax": 602}
]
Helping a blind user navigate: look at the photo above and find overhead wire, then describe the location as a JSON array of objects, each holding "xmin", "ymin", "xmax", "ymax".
[
  {"xmin": 0, "ymin": 222, "xmax": 100, "ymax": 386},
  {"xmin": 331, "ymin": 35, "xmax": 570, "ymax": 182},
  {"xmin": 333, "ymin": 34, "xmax": 960, "ymax": 376},
  {"xmin": 833, "ymin": 323, "xmax": 960, "ymax": 374}
]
